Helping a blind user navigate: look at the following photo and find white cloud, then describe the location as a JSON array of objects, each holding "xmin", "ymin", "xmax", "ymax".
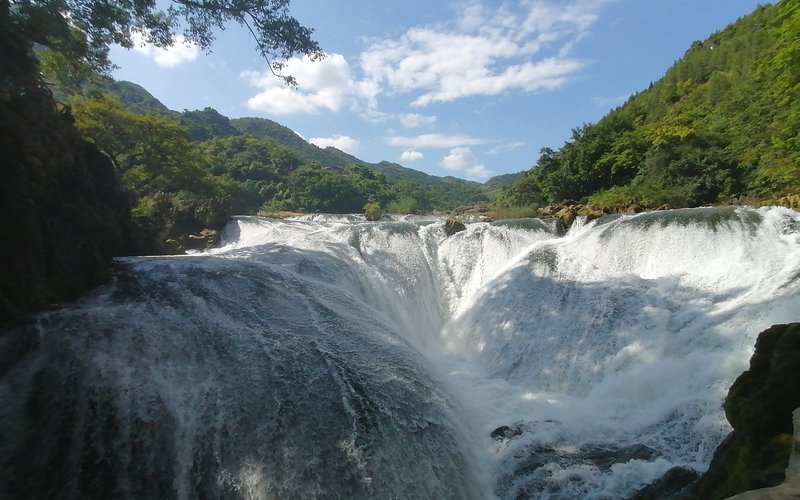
[
  {"xmin": 242, "ymin": 53, "xmax": 375, "ymax": 115},
  {"xmin": 398, "ymin": 113, "xmax": 437, "ymax": 128},
  {"xmin": 385, "ymin": 133, "xmax": 488, "ymax": 148},
  {"xmin": 488, "ymin": 141, "xmax": 526, "ymax": 154},
  {"xmin": 399, "ymin": 150, "xmax": 424, "ymax": 162},
  {"xmin": 309, "ymin": 135, "xmax": 360, "ymax": 155},
  {"xmin": 359, "ymin": 0, "xmax": 603, "ymax": 106},
  {"xmin": 240, "ymin": 1, "xmax": 610, "ymax": 119},
  {"xmin": 440, "ymin": 147, "xmax": 493, "ymax": 180},
  {"xmin": 131, "ymin": 34, "xmax": 199, "ymax": 67}
]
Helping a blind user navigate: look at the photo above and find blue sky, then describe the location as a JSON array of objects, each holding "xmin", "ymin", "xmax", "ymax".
[{"xmin": 109, "ymin": 0, "xmax": 767, "ymax": 181}]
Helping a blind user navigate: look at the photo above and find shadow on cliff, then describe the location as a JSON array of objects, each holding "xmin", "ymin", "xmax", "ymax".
[{"xmin": 0, "ymin": 87, "xmax": 133, "ymax": 327}]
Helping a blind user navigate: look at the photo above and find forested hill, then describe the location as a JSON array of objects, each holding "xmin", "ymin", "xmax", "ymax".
[
  {"xmin": 49, "ymin": 73, "xmax": 501, "ymax": 222},
  {"xmin": 106, "ymin": 79, "xmax": 484, "ymax": 183},
  {"xmin": 501, "ymin": 0, "xmax": 799, "ymax": 209}
]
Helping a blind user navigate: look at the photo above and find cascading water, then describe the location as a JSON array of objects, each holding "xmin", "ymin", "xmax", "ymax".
[{"xmin": 1, "ymin": 206, "xmax": 798, "ymax": 499}]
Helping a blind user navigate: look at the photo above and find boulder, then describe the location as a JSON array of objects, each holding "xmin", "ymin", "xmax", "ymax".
[
  {"xmin": 554, "ymin": 206, "xmax": 577, "ymax": 228},
  {"xmin": 490, "ymin": 424, "xmax": 524, "ymax": 441},
  {"xmin": 581, "ymin": 443, "xmax": 661, "ymax": 471},
  {"xmin": 444, "ymin": 217, "xmax": 466, "ymax": 236},
  {"xmin": 684, "ymin": 323, "xmax": 800, "ymax": 499},
  {"xmin": 183, "ymin": 229, "xmax": 220, "ymax": 252},
  {"xmin": 624, "ymin": 202, "xmax": 644, "ymax": 214},
  {"xmin": 577, "ymin": 203, "xmax": 606, "ymax": 222}
]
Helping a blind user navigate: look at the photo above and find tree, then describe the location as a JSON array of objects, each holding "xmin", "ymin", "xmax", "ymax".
[
  {"xmin": 1, "ymin": 0, "xmax": 322, "ymax": 88},
  {"xmin": 70, "ymin": 94, "xmax": 216, "ymax": 196}
]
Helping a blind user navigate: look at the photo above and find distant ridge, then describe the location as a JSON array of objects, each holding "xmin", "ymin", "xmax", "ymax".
[{"xmin": 93, "ymin": 78, "xmax": 503, "ymax": 195}]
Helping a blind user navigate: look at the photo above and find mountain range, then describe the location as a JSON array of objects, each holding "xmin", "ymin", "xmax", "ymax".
[{"xmin": 96, "ymin": 79, "xmax": 519, "ymax": 195}]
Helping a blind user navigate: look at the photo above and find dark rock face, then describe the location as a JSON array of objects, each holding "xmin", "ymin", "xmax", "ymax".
[
  {"xmin": 629, "ymin": 466, "xmax": 700, "ymax": 499},
  {"xmin": 685, "ymin": 323, "xmax": 800, "ymax": 499},
  {"xmin": 0, "ymin": 88, "xmax": 133, "ymax": 325}
]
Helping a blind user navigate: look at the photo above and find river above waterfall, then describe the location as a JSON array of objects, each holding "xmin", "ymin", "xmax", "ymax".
[{"xmin": 1, "ymin": 206, "xmax": 799, "ymax": 499}]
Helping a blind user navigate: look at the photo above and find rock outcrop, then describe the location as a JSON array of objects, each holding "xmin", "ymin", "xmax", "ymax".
[
  {"xmin": 133, "ymin": 196, "xmax": 232, "ymax": 254},
  {"xmin": 630, "ymin": 467, "xmax": 700, "ymax": 499},
  {"xmin": 0, "ymin": 87, "xmax": 133, "ymax": 326},
  {"xmin": 727, "ymin": 407, "xmax": 800, "ymax": 499},
  {"xmin": 685, "ymin": 323, "xmax": 800, "ymax": 499},
  {"xmin": 444, "ymin": 217, "xmax": 466, "ymax": 236}
]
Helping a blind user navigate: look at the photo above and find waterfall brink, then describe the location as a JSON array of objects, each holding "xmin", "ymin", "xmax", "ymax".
[{"xmin": 1, "ymin": 206, "xmax": 798, "ymax": 499}]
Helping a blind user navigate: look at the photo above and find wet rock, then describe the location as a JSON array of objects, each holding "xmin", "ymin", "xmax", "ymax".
[
  {"xmin": 491, "ymin": 424, "xmax": 524, "ymax": 441},
  {"xmin": 508, "ymin": 442, "xmax": 661, "ymax": 479},
  {"xmin": 183, "ymin": 229, "xmax": 220, "ymax": 251},
  {"xmin": 498, "ymin": 439, "xmax": 663, "ymax": 499},
  {"xmin": 582, "ymin": 443, "xmax": 661, "ymax": 471},
  {"xmin": 629, "ymin": 466, "xmax": 700, "ymax": 499},
  {"xmin": 685, "ymin": 323, "xmax": 800, "ymax": 499}
]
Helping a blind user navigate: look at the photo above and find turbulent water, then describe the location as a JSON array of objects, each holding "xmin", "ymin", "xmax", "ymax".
[{"xmin": 1, "ymin": 206, "xmax": 799, "ymax": 499}]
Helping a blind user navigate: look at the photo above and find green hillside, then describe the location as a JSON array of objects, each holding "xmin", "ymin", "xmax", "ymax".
[
  {"xmin": 230, "ymin": 116, "xmax": 332, "ymax": 164},
  {"xmin": 501, "ymin": 0, "xmax": 799, "ymax": 209},
  {"xmin": 55, "ymin": 75, "xmax": 497, "ymax": 217}
]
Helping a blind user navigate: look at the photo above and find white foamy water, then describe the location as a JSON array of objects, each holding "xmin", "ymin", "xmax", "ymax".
[{"xmin": 1, "ymin": 206, "xmax": 798, "ymax": 499}]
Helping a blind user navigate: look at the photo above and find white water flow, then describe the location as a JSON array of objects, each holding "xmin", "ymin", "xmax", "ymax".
[{"xmin": 1, "ymin": 207, "xmax": 798, "ymax": 499}]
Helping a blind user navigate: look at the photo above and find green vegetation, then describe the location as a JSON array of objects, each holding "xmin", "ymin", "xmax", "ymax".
[
  {"xmin": 500, "ymin": 1, "xmax": 800, "ymax": 210},
  {"xmin": 63, "ymin": 88, "xmax": 492, "ymax": 218},
  {"xmin": 2, "ymin": 0, "xmax": 495, "ymax": 221},
  {"xmin": 48, "ymin": 69, "xmax": 495, "ymax": 217},
  {"xmin": 363, "ymin": 202, "xmax": 383, "ymax": 221},
  {"xmin": 3, "ymin": 0, "xmax": 321, "ymax": 89}
]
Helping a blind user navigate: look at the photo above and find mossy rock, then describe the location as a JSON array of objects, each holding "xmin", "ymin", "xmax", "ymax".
[
  {"xmin": 444, "ymin": 217, "xmax": 466, "ymax": 236},
  {"xmin": 686, "ymin": 323, "xmax": 800, "ymax": 499}
]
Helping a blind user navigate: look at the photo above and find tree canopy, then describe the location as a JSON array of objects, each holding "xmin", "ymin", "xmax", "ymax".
[{"xmin": 1, "ymin": 0, "xmax": 322, "ymax": 88}]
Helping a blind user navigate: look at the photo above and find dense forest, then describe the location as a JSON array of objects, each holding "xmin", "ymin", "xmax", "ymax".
[
  {"xmin": 499, "ymin": 0, "xmax": 799, "ymax": 209},
  {"xmin": 56, "ymin": 79, "xmax": 494, "ymax": 221}
]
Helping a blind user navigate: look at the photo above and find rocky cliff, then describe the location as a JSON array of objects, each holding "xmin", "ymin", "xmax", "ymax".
[
  {"xmin": 0, "ymin": 86, "xmax": 133, "ymax": 326},
  {"xmin": 685, "ymin": 323, "xmax": 800, "ymax": 499}
]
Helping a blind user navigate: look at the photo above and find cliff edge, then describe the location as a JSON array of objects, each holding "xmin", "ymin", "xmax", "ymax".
[{"xmin": 0, "ymin": 86, "xmax": 133, "ymax": 326}]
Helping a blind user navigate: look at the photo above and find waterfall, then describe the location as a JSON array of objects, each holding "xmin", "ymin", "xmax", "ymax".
[{"xmin": 1, "ymin": 206, "xmax": 798, "ymax": 499}]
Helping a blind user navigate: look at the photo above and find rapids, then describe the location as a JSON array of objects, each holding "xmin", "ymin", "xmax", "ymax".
[{"xmin": 1, "ymin": 206, "xmax": 798, "ymax": 499}]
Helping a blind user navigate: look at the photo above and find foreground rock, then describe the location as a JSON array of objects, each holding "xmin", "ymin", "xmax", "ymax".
[
  {"xmin": 133, "ymin": 196, "xmax": 232, "ymax": 254},
  {"xmin": 630, "ymin": 467, "xmax": 700, "ymax": 499},
  {"xmin": 727, "ymin": 408, "xmax": 800, "ymax": 499},
  {"xmin": 491, "ymin": 420, "xmax": 664, "ymax": 497},
  {"xmin": 0, "ymin": 87, "xmax": 133, "ymax": 325},
  {"xmin": 684, "ymin": 323, "xmax": 800, "ymax": 499}
]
